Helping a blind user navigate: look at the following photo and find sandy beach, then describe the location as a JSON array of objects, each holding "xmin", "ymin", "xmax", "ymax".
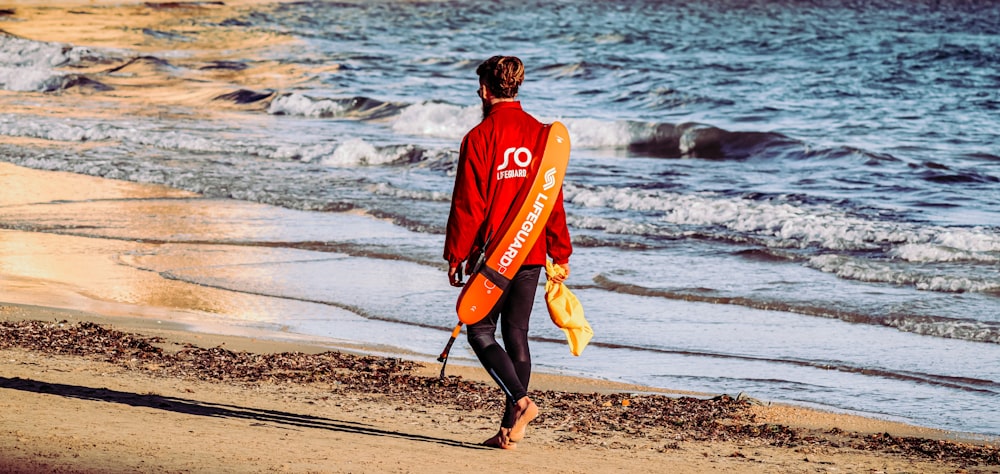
[
  {"xmin": 2, "ymin": 303, "xmax": 999, "ymax": 474},
  {"xmin": 1, "ymin": 164, "xmax": 998, "ymax": 472},
  {"xmin": 1, "ymin": 0, "xmax": 999, "ymax": 472}
]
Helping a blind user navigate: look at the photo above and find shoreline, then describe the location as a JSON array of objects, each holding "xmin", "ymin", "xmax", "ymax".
[
  {"xmin": 1, "ymin": 160, "xmax": 996, "ymax": 444},
  {"xmin": 0, "ymin": 299, "xmax": 986, "ymax": 445},
  {"xmin": 0, "ymin": 155, "xmax": 998, "ymax": 472}
]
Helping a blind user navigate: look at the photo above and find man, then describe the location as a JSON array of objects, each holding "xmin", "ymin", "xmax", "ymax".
[{"xmin": 443, "ymin": 55, "xmax": 572, "ymax": 449}]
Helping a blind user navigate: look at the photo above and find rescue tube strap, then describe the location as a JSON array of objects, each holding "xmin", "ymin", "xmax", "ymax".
[{"xmin": 479, "ymin": 265, "xmax": 512, "ymax": 292}]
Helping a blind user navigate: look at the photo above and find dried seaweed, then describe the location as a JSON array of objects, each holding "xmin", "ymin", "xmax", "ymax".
[{"xmin": 2, "ymin": 320, "xmax": 996, "ymax": 467}]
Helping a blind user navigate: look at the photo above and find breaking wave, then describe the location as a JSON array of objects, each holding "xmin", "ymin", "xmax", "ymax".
[
  {"xmin": 0, "ymin": 32, "xmax": 112, "ymax": 92},
  {"xmin": 0, "ymin": 114, "xmax": 429, "ymax": 167},
  {"xmin": 267, "ymin": 93, "xmax": 404, "ymax": 120},
  {"xmin": 4, "ymin": 30, "xmax": 978, "ymax": 174},
  {"xmin": 563, "ymin": 183, "xmax": 1000, "ymax": 256}
]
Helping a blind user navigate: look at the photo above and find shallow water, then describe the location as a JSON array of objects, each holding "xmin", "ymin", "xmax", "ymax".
[{"xmin": 1, "ymin": 0, "xmax": 998, "ymax": 436}]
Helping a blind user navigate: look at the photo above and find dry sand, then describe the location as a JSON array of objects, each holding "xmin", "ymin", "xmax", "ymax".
[
  {"xmin": 1, "ymin": 0, "xmax": 999, "ymax": 472},
  {"xmin": 2, "ymin": 305, "xmax": 998, "ymax": 474}
]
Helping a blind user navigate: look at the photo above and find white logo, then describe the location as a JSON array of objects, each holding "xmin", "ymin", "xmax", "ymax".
[
  {"xmin": 542, "ymin": 167, "xmax": 557, "ymax": 191},
  {"xmin": 497, "ymin": 147, "xmax": 532, "ymax": 171}
]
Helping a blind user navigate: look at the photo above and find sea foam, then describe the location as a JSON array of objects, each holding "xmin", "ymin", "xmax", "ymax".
[
  {"xmin": 391, "ymin": 101, "xmax": 479, "ymax": 140},
  {"xmin": 0, "ymin": 34, "xmax": 106, "ymax": 92},
  {"xmin": 808, "ymin": 254, "xmax": 999, "ymax": 293},
  {"xmin": 268, "ymin": 93, "xmax": 348, "ymax": 117},
  {"xmin": 322, "ymin": 138, "xmax": 398, "ymax": 167},
  {"xmin": 563, "ymin": 183, "xmax": 999, "ymax": 260}
]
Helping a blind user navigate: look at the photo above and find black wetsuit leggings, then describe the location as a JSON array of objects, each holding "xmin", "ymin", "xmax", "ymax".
[{"xmin": 466, "ymin": 265, "xmax": 542, "ymax": 429}]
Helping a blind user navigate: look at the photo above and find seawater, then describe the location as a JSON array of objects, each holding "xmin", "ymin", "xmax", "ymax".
[{"xmin": 0, "ymin": 0, "xmax": 998, "ymax": 437}]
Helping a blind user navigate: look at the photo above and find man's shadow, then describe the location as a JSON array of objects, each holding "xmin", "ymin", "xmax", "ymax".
[{"xmin": 0, "ymin": 376, "xmax": 483, "ymax": 450}]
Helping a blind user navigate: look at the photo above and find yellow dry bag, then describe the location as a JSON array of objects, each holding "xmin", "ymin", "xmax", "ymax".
[{"xmin": 545, "ymin": 261, "xmax": 593, "ymax": 356}]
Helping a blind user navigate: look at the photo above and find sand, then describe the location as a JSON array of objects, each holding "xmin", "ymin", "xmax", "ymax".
[
  {"xmin": 1, "ymin": 1, "xmax": 999, "ymax": 472},
  {"xmin": 1, "ymin": 163, "xmax": 997, "ymax": 474},
  {"xmin": 2, "ymin": 306, "xmax": 998, "ymax": 474}
]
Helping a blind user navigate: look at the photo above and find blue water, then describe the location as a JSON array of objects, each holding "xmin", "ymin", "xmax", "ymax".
[{"xmin": 1, "ymin": 0, "xmax": 998, "ymax": 437}]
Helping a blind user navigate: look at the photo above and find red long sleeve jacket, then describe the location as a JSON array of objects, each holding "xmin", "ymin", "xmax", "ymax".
[{"xmin": 444, "ymin": 102, "xmax": 572, "ymax": 268}]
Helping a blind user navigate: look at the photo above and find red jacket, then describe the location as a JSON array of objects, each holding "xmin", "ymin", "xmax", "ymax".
[{"xmin": 444, "ymin": 102, "xmax": 572, "ymax": 268}]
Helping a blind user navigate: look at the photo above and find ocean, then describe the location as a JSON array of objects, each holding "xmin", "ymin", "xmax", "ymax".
[{"xmin": 1, "ymin": 0, "xmax": 998, "ymax": 437}]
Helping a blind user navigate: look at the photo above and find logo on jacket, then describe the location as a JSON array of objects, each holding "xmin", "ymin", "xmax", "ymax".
[{"xmin": 497, "ymin": 147, "xmax": 531, "ymax": 181}]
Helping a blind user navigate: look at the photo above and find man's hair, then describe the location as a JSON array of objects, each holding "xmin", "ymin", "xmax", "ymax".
[{"xmin": 476, "ymin": 55, "xmax": 524, "ymax": 99}]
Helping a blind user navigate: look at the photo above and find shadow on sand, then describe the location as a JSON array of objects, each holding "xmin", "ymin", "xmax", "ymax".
[{"xmin": 0, "ymin": 375, "xmax": 484, "ymax": 450}]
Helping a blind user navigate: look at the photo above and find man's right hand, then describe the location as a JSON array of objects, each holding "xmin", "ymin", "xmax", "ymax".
[{"xmin": 448, "ymin": 265, "xmax": 464, "ymax": 287}]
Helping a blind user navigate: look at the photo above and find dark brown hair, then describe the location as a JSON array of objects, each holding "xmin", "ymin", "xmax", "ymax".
[{"xmin": 476, "ymin": 55, "xmax": 524, "ymax": 99}]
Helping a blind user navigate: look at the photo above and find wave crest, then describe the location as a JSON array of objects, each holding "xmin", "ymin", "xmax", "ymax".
[
  {"xmin": 268, "ymin": 93, "xmax": 402, "ymax": 120},
  {"xmin": 626, "ymin": 122, "xmax": 799, "ymax": 159},
  {"xmin": 0, "ymin": 32, "xmax": 110, "ymax": 92}
]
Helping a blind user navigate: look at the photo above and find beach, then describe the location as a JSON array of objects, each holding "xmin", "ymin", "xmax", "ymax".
[
  {"xmin": 2, "ymin": 304, "xmax": 998, "ymax": 473},
  {"xmin": 2, "ymin": 0, "xmax": 999, "ymax": 470},
  {"xmin": 2, "ymin": 163, "xmax": 998, "ymax": 473}
]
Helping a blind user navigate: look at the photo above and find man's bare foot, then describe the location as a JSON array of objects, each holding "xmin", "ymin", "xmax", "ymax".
[
  {"xmin": 481, "ymin": 428, "xmax": 516, "ymax": 449},
  {"xmin": 507, "ymin": 396, "xmax": 538, "ymax": 442}
]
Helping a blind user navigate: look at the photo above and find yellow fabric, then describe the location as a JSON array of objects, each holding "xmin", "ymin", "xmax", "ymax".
[{"xmin": 545, "ymin": 261, "xmax": 593, "ymax": 356}]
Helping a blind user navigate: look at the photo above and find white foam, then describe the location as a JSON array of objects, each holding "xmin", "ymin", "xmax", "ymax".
[
  {"xmin": 0, "ymin": 34, "xmax": 103, "ymax": 92},
  {"xmin": 383, "ymin": 101, "xmax": 647, "ymax": 149},
  {"xmin": 366, "ymin": 182, "xmax": 449, "ymax": 201},
  {"xmin": 935, "ymin": 228, "xmax": 1000, "ymax": 253},
  {"xmin": 0, "ymin": 116, "xmax": 125, "ymax": 142},
  {"xmin": 0, "ymin": 114, "xmax": 318, "ymax": 164},
  {"xmin": 390, "ymin": 101, "xmax": 479, "ymax": 139},
  {"xmin": 808, "ymin": 254, "xmax": 999, "ymax": 293},
  {"xmin": 891, "ymin": 243, "xmax": 999, "ymax": 264},
  {"xmin": 566, "ymin": 214, "xmax": 658, "ymax": 236},
  {"xmin": 0, "ymin": 35, "xmax": 72, "ymax": 68},
  {"xmin": 384, "ymin": 103, "xmax": 723, "ymax": 152},
  {"xmin": 272, "ymin": 142, "xmax": 338, "ymax": 162},
  {"xmin": 0, "ymin": 65, "xmax": 60, "ymax": 92},
  {"xmin": 563, "ymin": 183, "xmax": 998, "ymax": 260},
  {"xmin": 1, "ymin": 112, "xmax": 451, "ymax": 170},
  {"xmin": 267, "ymin": 93, "xmax": 347, "ymax": 117},
  {"xmin": 890, "ymin": 318, "xmax": 999, "ymax": 344},
  {"xmin": 321, "ymin": 138, "xmax": 398, "ymax": 167},
  {"xmin": 560, "ymin": 118, "xmax": 636, "ymax": 148}
]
